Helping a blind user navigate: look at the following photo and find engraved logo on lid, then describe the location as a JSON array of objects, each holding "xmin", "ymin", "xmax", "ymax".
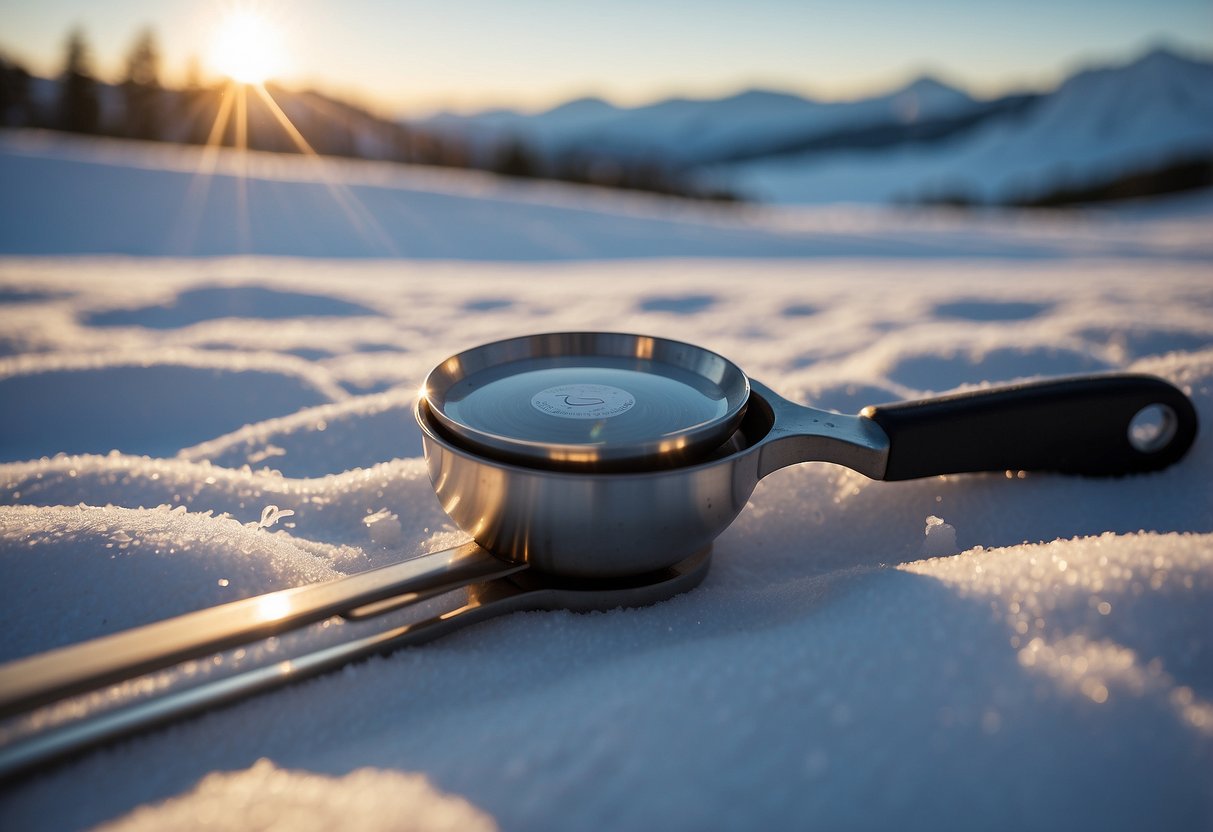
[{"xmin": 532, "ymin": 384, "xmax": 636, "ymax": 420}]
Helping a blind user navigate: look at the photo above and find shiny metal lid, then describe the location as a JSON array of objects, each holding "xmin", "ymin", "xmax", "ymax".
[{"xmin": 423, "ymin": 332, "xmax": 749, "ymax": 470}]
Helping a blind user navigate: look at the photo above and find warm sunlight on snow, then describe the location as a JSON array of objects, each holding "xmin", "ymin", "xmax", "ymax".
[
  {"xmin": 0, "ymin": 131, "xmax": 1211, "ymax": 830},
  {"xmin": 207, "ymin": 9, "xmax": 287, "ymax": 84}
]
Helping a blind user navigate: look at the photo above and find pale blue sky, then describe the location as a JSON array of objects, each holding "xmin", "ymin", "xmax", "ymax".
[{"xmin": 1, "ymin": 0, "xmax": 1209, "ymax": 115}]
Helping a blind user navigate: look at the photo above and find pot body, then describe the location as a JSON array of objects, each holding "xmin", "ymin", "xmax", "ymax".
[
  {"xmin": 417, "ymin": 398, "xmax": 767, "ymax": 577},
  {"xmin": 418, "ymin": 381, "xmax": 889, "ymax": 577}
]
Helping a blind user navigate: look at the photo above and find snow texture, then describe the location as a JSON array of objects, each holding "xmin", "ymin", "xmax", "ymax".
[
  {"xmin": 96, "ymin": 759, "xmax": 496, "ymax": 832},
  {"xmin": 1, "ymin": 136, "xmax": 1211, "ymax": 831},
  {"xmin": 5, "ymin": 129, "xmax": 1213, "ymax": 260}
]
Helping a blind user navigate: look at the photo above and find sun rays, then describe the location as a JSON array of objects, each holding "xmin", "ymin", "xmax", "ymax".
[{"xmin": 172, "ymin": 6, "xmax": 395, "ymax": 255}]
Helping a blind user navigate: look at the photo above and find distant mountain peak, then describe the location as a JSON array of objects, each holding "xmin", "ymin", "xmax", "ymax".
[
  {"xmin": 1134, "ymin": 44, "xmax": 1209, "ymax": 69},
  {"xmin": 880, "ymin": 72, "xmax": 972, "ymax": 105},
  {"xmin": 1057, "ymin": 44, "xmax": 1213, "ymax": 98},
  {"xmin": 885, "ymin": 74, "xmax": 973, "ymax": 122},
  {"xmin": 899, "ymin": 74, "xmax": 966, "ymax": 96},
  {"xmin": 544, "ymin": 96, "xmax": 618, "ymax": 116},
  {"xmin": 721, "ymin": 88, "xmax": 812, "ymax": 105}
]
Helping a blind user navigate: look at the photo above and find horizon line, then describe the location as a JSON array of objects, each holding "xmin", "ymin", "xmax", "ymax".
[{"xmin": 4, "ymin": 36, "xmax": 1209, "ymax": 123}]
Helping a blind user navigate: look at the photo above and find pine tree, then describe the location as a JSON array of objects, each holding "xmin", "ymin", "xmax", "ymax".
[
  {"xmin": 58, "ymin": 29, "xmax": 100, "ymax": 134},
  {"xmin": 122, "ymin": 28, "xmax": 162, "ymax": 139},
  {"xmin": 493, "ymin": 138, "xmax": 538, "ymax": 179},
  {"xmin": 1, "ymin": 57, "xmax": 35, "ymax": 126}
]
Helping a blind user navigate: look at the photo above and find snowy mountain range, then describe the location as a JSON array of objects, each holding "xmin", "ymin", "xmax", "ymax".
[
  {"xmin": 418, "ymin": 47, "xmax": 1213, "ymax": 205},
  {"xmin": 420, "ymin": 73, "xmax": 982, "ymax": 168}
]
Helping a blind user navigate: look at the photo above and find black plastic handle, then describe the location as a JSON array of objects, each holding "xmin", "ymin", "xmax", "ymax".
[{"xmin": 862, "ymin": 374, "xmax": 1198, "ymax": 481}]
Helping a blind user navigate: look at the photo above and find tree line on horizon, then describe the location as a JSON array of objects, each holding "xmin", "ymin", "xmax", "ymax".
[
  {"xmin": 0, "ymin": 27, "xmax": 735, "ymax": 201},
  {"xmin": 2, "ymin": 28, "xmax": 166, "ymax": 141}
]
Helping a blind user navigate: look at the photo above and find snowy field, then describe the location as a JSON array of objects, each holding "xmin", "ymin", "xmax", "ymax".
[{"xmin": 0, "ymin": 132, "xmax": 1211, "ymax": 830}]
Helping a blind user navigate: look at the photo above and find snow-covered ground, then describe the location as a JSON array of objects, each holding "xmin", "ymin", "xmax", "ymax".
[{"xmin": 0, "ymin": 134, "xmax": 1211, "ymax": 830}]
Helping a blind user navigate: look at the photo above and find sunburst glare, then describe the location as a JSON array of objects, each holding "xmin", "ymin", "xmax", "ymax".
[
  {"xmin": 170, "ymin": 6, "xmax": 395, "ymax": 255},
  {"xmin": 207, "ymin": 9, "xmax": 287, "ymax": 84}
]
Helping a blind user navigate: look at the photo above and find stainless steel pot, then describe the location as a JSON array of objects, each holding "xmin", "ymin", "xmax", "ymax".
[{"xmin": 419, "ymin": 332, "xmax": 1198, "ymax": 577}]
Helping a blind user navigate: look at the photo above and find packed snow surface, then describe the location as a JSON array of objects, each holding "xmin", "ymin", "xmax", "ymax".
[{"xmin": 0, "ymin": 135, "xmax": 1211, "ymax": 831}]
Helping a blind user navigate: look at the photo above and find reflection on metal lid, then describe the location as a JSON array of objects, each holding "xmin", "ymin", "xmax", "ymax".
[{"xmin": 424, "ymin": 332, "xmax": 749, "ymax": 471}]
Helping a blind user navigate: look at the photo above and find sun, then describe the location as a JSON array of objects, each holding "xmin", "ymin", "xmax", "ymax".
[{"xmin": 207, "ymin": 9, "xmax": 287, "ymax": 84}]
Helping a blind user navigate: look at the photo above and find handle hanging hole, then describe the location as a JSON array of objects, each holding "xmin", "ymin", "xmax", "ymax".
[{"xmin": 1128, "ymin": 404, "xmax": 1178, "ymax": 453}]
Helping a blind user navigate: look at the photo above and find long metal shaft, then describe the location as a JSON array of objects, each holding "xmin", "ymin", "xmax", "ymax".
[{"xmin": 0, "ymin": 542, "xmax": 522, "ymax": 718}]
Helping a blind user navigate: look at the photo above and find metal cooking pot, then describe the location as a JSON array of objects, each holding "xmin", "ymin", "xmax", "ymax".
[{"xmin": 419, "ymin": 331, "xmax": 1198, "ymax": 577}]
